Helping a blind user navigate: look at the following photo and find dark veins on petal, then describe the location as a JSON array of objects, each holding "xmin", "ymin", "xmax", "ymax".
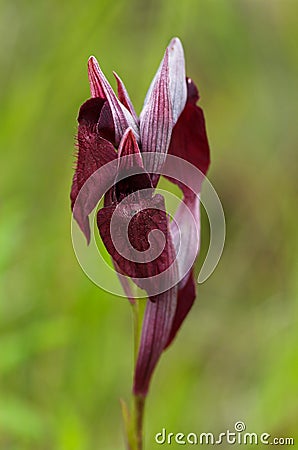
[{"xmin": 133, "ymin": 284, "xmax": 177, "ymax": 396}]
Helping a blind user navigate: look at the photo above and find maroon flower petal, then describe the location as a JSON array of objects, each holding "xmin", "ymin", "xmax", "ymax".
[
  {"xmin": 170, "ymin": 192, "xmax": 200, "ymax": 280},
  {"xmin": 167, "ymin": 77, "xmax": 210, "ymax": 183},
  {"xmin": 88, "ymin": 56, "xmax": 139, "ymax": 145},
  {"xmin": 103, "ymin": 129, "xmax": 152, "ymax": 206},
  {"xmin": 71, "ymin": 98, "xmax": 117, "ymax": 241},
  {"xmin": 163, "ymin": 194, "xmax": 199, "ymax": 348},
  {"xmin": 164, "ymin": 269, "xmax": 195, "ymax": 349},
  {"xmin": 97, "ymin": 101, "xmax": 115, "ymax": 144},
  {"xmin": 140, "ymin": 38, "xmax": 187, "ymax": 185},
  {"xmin": 115, "ymin": 128, "xmax": 152, "ymax": 201},
  {"xmin": 77, "ymin": 96, "xmax": 105, "ymax": 123},
  {"xmin": 167, "ymin": 37, "xmax": 187, "ymax": 124},
  {"xmin": 113, "ymin": 71, "xmax": 139, "ymax": 124},
  {"xmin": 97, "ymin": 190, "xmax": 179, "ymax": 396},
  {"xmin": 97, "ymin": 193, "xmax": 177, "ymax": 295},
  {"xmin": 164, "ymin": 77, "xmax": 210, "ymax": 275},
  {"xmin": 139, "ymin": 48, "xmax": 172, "ymax": 180},
  {"xmin": 117, "ymin": 128, "xmax": 145, "ymax": 171},
  {"xmin": 88, "ymin": 60, "xmax": 106, "ymax": 99},
  {"xmin": 161, "ymin": 78, "xmax": 210, "ymax": 345},
  {"xmin": 143, "ymin": 38, "xmax": 187, "ymax": 125},
  {"xmin": 133, "ymin": 285, "xmax": 177, "ymax": 396},
  {"xmin": 71, "ymin": 99, "xmax": 117, "ymax": 206}
]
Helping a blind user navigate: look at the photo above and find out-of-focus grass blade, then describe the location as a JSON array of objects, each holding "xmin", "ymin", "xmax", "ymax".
[
  {"xmin": 0, "ymin": 395, "xmax": 45, "ymax": 439},
  {"xmin": 0, "ymin": 317, "xmax": 73, "ymax": 374}
]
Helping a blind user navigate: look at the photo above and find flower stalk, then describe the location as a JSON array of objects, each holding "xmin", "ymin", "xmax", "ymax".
[
  {"xmin": 132, "ymin": 395, "xmax": 145, "ymax": 450},
  {"xmin": 122, "ymin": 299, "xmax": 146, "ymax": 450}
]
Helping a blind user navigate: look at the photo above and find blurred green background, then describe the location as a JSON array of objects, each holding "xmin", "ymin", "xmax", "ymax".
[{"xmin": 0, "ymin": 0, "xmax": 297, "ymax": 448}]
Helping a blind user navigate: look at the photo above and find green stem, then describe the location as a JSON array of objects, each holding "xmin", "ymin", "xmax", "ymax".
[
  {"xmin": 122, "ymin": 298, "xmax": 147, "ymax": 450},
  {"xmin": 133, "ymin": 395, "xmax": 145, "ymax": 450}
]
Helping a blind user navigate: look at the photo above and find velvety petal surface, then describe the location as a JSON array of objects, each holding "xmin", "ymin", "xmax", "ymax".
[
  {"xmin": 71, "ymin": 98, "xmax": 117, "ymax": 241},
  {"xmin": 97, "ymin": 193, "xmax": 177, "ymax": 295},
  {"xmin": 96, "ymin": 100, "xmax": 115, "ymax": 144},
  {"xmin": 167, "ymin": 77, "xmax": 210, "ymax": 181}
]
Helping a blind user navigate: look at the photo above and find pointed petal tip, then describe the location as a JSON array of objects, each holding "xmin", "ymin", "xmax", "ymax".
[
  {"xmin": 169, "ymin": 36, "xmax": 183, "ymax": 49},
  {"xmin": 166, "ymin": 36, "xmax": 187, "ymax": 125},
  {"xmin": 118, "ymin": 126, "xmax": 140, "ymax": 159},
  {"xmin": 168, "ymin": 37, "xmax": 184, "ymax": 57},
  {"xmin": 187, "ymin": 77, "xmax": 200, "ymax": 102},
  {"xmin": 120, "ymin": 126, "xmax": 135, "ymax": 142},
  {"xmin": 87, "ymin": 55, "xmax": 102, "ymax": 76},
  {"xmin": 88, "ymin": 55, "xmax": 99, "ymax": 70},
  {"xmin": 88, "ymin": 55, "xmax": 97, "ymax": 64},
  {"xmin": 124, "ymin": 126, "xmax": 134, "ymax": 135},
  {"xmin": 121, "ymin": 126, "xmax": 140, "ymax": 145},
  {"xmin": 72, "ymin": 207, "xmax": 91, "ymax": 245},
  {"xmin": 88, "ymin": 57, "xmax": 138, "ymax": 142},
  {"xmin": 126, "ymin": 127, "xmax": 135, "ymax": 140},
  {"xmin": 87, "ymin": 55, "xmax": 107, "ymax": 99}
]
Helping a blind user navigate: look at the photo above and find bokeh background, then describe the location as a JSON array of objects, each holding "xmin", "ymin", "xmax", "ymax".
[{"xmin": 1, "ymin": 0, "xmax": 297, "ymax": 448}]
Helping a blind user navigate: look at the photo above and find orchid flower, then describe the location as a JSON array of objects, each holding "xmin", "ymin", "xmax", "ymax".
[{"xmin": 71, "ymin": 37, "xmax": 210, "ymax": 449}]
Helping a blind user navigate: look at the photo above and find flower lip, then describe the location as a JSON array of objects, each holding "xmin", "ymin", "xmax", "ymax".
[{"xmin": 73, "ymin": 152, "xmax": 204, "ymax": 294}]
